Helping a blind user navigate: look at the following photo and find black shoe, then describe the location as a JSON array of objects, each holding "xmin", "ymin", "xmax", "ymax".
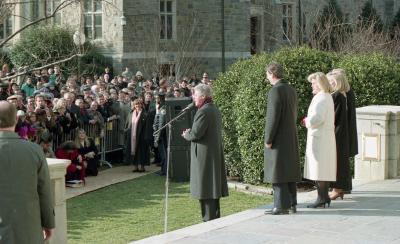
[
  {"xmin": 264, "ymin": 207, "xmax": 289, "ymax": 215},
  {"xmin": 290, "ymin": 205, "xmax": 297, "ymax": 214},
  {"xmin": 307, "ymin": 200, "xmax": 330, "ymax": 208}
]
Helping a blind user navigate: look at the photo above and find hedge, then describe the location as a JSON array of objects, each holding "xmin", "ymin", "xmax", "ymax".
[{"xmin": 213, "ymin": 46, "xmax": 399, "ymax": 184}]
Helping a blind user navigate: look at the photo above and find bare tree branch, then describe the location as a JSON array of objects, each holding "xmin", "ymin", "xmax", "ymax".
[
  {"xmin": 1, "ymin": 54, "xmax": 78, "ymax": 81},
  {"xmin": 0, "ymin": 0, "xmax": 77, "ymax": 48}
]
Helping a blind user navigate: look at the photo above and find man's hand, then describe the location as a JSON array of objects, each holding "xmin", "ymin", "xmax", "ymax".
[
  {"xmin": 43, "ymin": 228, "xmax": 53, "ymax": 240},
  {"xmin": 265, "ymin": 143, "xmax": 272, "ymax": 149},
  {"xmin": 181, "ymin": 129, "xmax": 190, "ymax": 138}
]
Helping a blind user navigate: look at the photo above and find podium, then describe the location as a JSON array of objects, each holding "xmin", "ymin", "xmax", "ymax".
[{"xmin": 165, "ymin": 97, "xmax": 195, "ymax": 182}]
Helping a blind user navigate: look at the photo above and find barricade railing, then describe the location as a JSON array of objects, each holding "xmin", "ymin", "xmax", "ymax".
[{"xmin": 52, "ymin": 118, "xmax": 122, "ymax": 168}]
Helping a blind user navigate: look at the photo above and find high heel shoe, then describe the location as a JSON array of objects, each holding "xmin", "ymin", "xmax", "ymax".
[
  {"xmin": 307, "ymin": 200, "xmax": 331, "ymax": 208},
  {"xmin": 329, "ymin": 191, "xmax": 344, "ymax": 200}
]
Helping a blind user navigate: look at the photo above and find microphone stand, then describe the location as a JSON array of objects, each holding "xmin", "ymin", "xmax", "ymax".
[{"xmin": 153, "ymin": 106, "xmax": 193, "ymax": 233}]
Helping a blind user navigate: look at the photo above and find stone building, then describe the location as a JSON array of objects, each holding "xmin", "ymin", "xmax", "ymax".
[{"xmin": 1, "ymin": 0, "xmax": 400, "ymax": 78}]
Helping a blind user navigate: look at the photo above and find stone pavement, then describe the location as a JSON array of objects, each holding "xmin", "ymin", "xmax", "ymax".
[
  {"xmin": 134, "ymin": 178, "xmax": 400, "ymax": 244},
  {"xmin": 66, "ymin": 164, "xmax": 159, "ymax": 199}
]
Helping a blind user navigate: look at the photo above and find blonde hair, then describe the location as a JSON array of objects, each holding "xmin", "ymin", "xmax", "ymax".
[
  {"xmin": 307, "ymin": 72, "xmax": 331, "ymax": 93},
  {"xmin": 74, "ymin": 129, "xmax": 90, "ymax": 147},
  {"xmin": 327, "ymin": 68, "xmax": 350, "ymax": 92},
  {"xmin": 326, "ymin": 71, "xmax": 348, "ymax": 93}
]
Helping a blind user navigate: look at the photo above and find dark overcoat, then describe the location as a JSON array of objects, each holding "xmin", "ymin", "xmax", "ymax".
[
  {"xmin": 183, "ymin": 103, "xmax": 229, "ymax": 200},
  {"xmin": 124, "ymin": 110, "xmax": 150, "ymax": 165},
  {"xmin": 0, "ymin": 131, "xmax": 55, "ymax": 244},
  {"xmin": 331, "ymin": 92, "xmax": 351, "ymax": 190},
  {"xmin": 264, "ymin": 80, "xmax": 301, "ymax": 183},
  {"xmin": 347, "ymin": 89, "xmax": 358, "ymax": 157}
]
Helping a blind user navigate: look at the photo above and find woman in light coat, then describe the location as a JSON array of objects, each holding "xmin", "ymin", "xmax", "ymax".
[{"xmin": 303, "ymin": 72, "xmax": 337, "ymax": 208}]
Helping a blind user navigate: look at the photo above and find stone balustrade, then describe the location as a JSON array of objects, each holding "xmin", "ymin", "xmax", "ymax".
[
  {"xmin": 46, "ymin": 158, "xmax": 68, "ymax": 244},
  {"xmin": 355, "ymin": 106, "xmax": 400, "ymax": 182}
]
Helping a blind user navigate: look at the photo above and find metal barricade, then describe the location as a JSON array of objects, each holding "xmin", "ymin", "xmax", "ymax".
[{"xmin": 52, "ymin": 118, "xmax": 122, "ymax": 168}]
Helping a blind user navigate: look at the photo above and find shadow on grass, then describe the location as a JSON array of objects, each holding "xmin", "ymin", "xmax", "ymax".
[{"xmin": 67, "ymin": 173, "xmax": 272, "ymax": 243}]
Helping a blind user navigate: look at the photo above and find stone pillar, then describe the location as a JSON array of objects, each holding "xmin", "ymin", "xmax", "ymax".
[
  {"xmin": 47, "ymin": 158, "xmax": 68, "ymax": 244},
  {"xmin": 355, "ymin": 106, "xmax": 400, "ymax": 182}
]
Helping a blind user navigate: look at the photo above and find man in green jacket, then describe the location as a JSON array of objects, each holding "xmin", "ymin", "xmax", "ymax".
[
  {"xmin": 0, "ymin": 101, "xmax": 55, "ymax": 243},
  {"xmin": 182, "ymin": 84, "xmax": 229, "ymax": 222}
]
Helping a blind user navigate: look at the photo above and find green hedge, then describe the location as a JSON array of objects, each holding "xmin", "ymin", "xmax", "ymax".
[
  {"xmin": 10, "ymin": 25, "xmax": 111, "ymax": 78},
  {"xmin": 214, "ymin": 46, "xmax": 399, "ymax": 184},
  {"xmin": 335, "ymin": 53, "xmax": 400, "ymax": 106}
]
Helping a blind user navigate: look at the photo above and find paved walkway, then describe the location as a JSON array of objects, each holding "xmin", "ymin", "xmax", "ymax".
[
  {"xmin": 134, "ymin": 178, "xmax": 400, "ymax": 244},
  {"xmin": 66, "ymin": 164, "xmax": 159, "ymax": 199}
]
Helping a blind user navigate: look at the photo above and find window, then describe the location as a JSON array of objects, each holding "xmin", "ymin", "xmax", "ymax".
[
  {"xmin": 32, "ymin": 1, "xmax": 40, "ymax": 20},
  {"xmin": 160, "ymin": 0, "xmax": 176, "ymax": 40},
  {"xmin": 46, "ymin": 0, "xmax": 62, "ymax": 24},
  {"xmin": 84, "ymin": 0, "xmax": 102, "ymax": 40},
  {"xmin": 282, "ymin": 3, "xmax": 293, "ymax": 41},
  {"xmin": 0, "ymin": 18, "xmax": 12, "ymax": 40}
]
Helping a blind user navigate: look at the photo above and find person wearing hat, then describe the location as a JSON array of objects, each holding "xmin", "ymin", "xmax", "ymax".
[
  {"xmin": 116, "ymin": 89, "xmax": 131, "ymax": 164},
  {"xmin": 15, "ymin": 109, "xmax": 36, "ymax": 140},
  {"xmin": 135, "ymin": 71, "xmax": 145, "ymax": 89}
]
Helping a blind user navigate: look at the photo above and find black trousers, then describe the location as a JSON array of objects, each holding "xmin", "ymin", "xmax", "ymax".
[
  {"xmin": 199, "ymin": 199, "xmax": 220, "ymax": 222},
  {"xmin": 272, "ymin": 182, "xmax": 297, "ymax": 209}
]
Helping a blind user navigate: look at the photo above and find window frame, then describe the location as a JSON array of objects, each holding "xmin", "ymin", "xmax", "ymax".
[
  {"xmin": 45, "ymin": 0, "xmax": 62, "ymax": 25},
  {"xmin": 282, "ymin": 3, "xmax": 293, "ymax": 41},
  {"xmin": 83, "ymin": 0, "xmax": 103, "ymax": 40},
  {"xmin": 159, "ymin": 0, "xmax": 177, "ymax": 41},
  {"xmin": 0, "ymin": 17, "xmax": 12, "ymax": 40}
]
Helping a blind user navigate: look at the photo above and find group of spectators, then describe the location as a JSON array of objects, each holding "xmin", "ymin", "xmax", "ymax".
[{"xmin": 0, "ymin": 62, "xmax": 212, "ymax": 186}]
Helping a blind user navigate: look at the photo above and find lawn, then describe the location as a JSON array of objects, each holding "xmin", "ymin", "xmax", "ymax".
[{"xmin": 67, "ymin": 173, "xmax": 272, "ymax": 243}]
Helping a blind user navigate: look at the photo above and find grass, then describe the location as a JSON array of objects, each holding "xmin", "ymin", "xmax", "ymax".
[{"xmin": 67, "ymin": 173, "xmax": 272, "ymax": 244}]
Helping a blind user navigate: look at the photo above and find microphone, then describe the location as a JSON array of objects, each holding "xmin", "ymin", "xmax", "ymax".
[{"xmin": 181, "ymin": 102, "xmax": 195, "ymax": 113}]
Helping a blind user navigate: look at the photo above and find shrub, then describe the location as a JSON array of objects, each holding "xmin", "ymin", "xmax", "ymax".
[
  {"xmin": 215, "ymin": 47, "xmax": 338, "ymax": 184},
  {"xmin": 10, "ymin": 25, "xmax": 76, "ymax": 68},
  {"xmin": 335, "ymin": 53, "xmax": 400, "ymax": 106},
  {"xmin": 10, "ymin": 25, "xmax": 110, "ymax": 79},
  {"xmin": 213, "ymin": 59, "xmax": 251, "ymax": 177}
]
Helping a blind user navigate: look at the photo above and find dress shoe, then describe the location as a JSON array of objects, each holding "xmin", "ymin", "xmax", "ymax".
[
  {"xmin": 329, "ymin": 191, "xmax": 344, "ymax": 200},
  {"xmin": 264, "ymin": 207, "xmax": 289, "ymax": 215},
  {"xmin": 307, "ymin": 199, "xmax": 331, "ymax": 208}
]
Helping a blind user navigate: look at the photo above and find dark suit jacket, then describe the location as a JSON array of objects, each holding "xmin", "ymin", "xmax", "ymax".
[
  {"xmin": 264, "ymin": 80, "xmax": 301, "ymax": 183},
  {"xmin": 0, "ymin": 131, "xmax": 55, "ymax": 244},
  {"xmin": 183, "ymin": 102, "xmax": 229, "ymax": 200}
]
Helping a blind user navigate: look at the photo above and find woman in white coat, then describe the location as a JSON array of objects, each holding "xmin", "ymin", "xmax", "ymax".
[{"xmin": 303, "ymin": 72, "xmax": 337, "ymax": 208}]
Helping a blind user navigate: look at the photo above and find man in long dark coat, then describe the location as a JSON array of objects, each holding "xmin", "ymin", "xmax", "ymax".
[
  {"xmin": 182, "ymin": 84, "xmax": 229, "ymax": 221},
  {"xmin": 264, "ymin": 62, "xmax": 301, "ymax": 215},
  {"xmin": 0, "ymin": 101, "xmax": 55, "ymax": 243}
]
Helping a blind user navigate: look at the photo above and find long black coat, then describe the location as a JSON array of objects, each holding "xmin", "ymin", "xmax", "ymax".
[
  {"xmin": 331, "ymin": 92, "xmax": 351, "ymax": 191},
  {"xmin": 183, "ymin": 103, "xmax": 229, "ymax": 200},
  {"xmin": 347, "ymin": 89, "xmax": 358, "ymax": 157},
  {"xmin": 124, "ymin": 110, "xmax": 150, "ymax": 166},
  {"xmin": 264, "ymin": 80, "xmax": 301, "ymax": 184}
]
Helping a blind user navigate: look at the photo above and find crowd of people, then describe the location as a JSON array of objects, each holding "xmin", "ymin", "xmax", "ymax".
[{"xmin": 0, "ymin": 62, "xmax": 213, "ymax": 186}]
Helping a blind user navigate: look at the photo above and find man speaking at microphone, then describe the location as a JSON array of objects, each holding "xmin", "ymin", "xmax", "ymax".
[{"xmin": 182, "ymin": 84, "xmax": 228, "ymax": 222}]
